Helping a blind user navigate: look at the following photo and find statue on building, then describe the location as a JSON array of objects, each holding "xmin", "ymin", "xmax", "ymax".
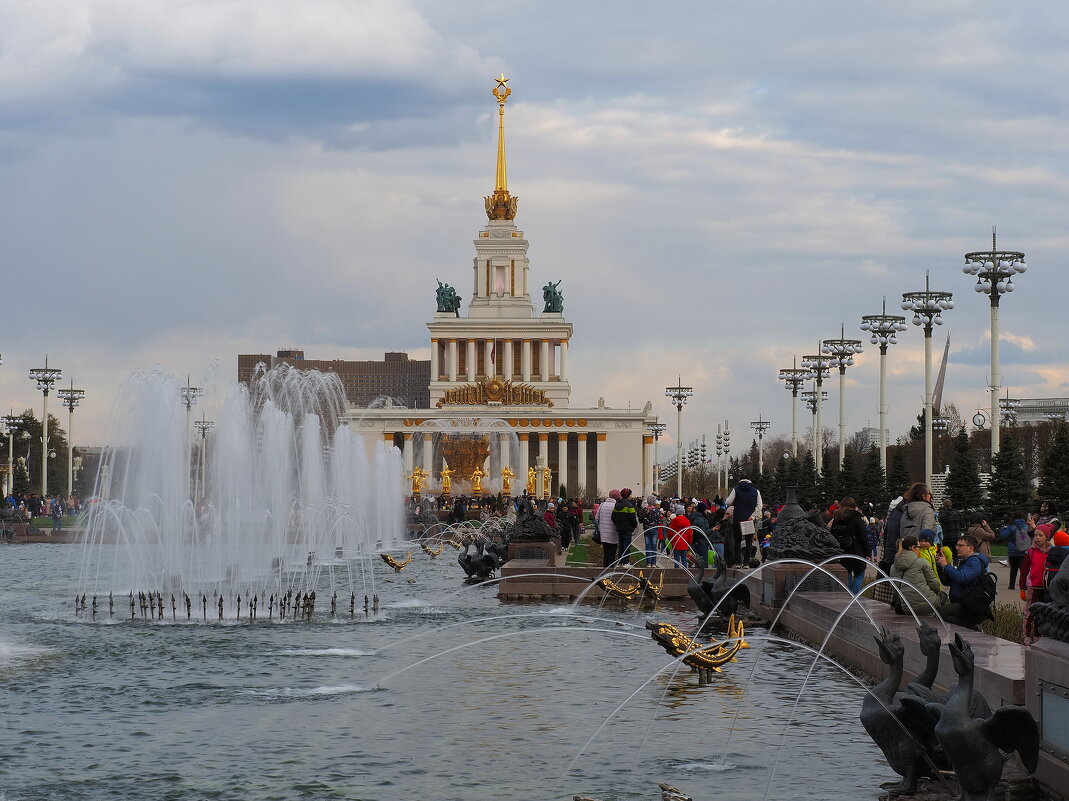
[
  {"xmin": 409, "ymin": 467, "xmax": 428, "ymax": 495},
  {"xmin": 440, "ymin": 465, "xmax": 453, "ymax": 495},
  {"xmin": 470, "ymin": 465, "xmax": 485, "ymax": 494},
  {"xmin": 435, "ymin": 280, "xmax": 462, "ymax": 316},
  {"xmin": 526, "ymin": 466, "xmax": 537, "ymax": 495},
  {"xmin": 542, "ymin": 465, "xmax": 553, "ymax": 498},
  {"xmin": 500, "ymin": 465, "xmax": 515, "ymax": 495},
  {"xmin": 542, "ymin": 280, "xmax": 564, "ymax": 313}
]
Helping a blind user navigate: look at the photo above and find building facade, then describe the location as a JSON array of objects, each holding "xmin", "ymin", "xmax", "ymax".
[{"xmin": 347, "ymin": 77, "xmax": 657, "ymax": 497}]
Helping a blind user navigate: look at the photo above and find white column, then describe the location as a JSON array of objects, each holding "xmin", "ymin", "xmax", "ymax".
[
  {"xmin": 879, "ymin": 346, "xmax": 888, "ymax": 471},
  {"xmin": 518, "ymin": 434, "xmax": 529, "ymax": 490},
  {"xmin": 559, "ymin": 340, "xmax": 569, "ymax": 381},
  {"xmin": 402, "ymin": 434, "xmax": 414, "ymax": 477},
  {"xmin": 595, "ymin": 433, "xmax": 607, "ymax": 495},
  {"xmin": 990, "ymin": 302, "xmax": 1001, "ymax": 459},
  {"xmin": 790, "ymin": 390, "xmax": 799, "ymax": 458},
  {"xmin": 815, "ymin": 379, "xmax": 824, "ymax": 477},
  {"xmin": 642, "ymin": 435, "xmax": 652, "ymax": 496},
  {"xmin": 422, "ymin": 433, "xmax": 433, "ymax": 476},
  {"xmin": 448, "ymin": 340, "xmax": 458, "ymax": 382},
  {"xmin": 483, "ymin": 339, "xmax": 494, "ymax": 377},
  {"xmin": 577, "ymin": 434, "xmax": 588, "ymax": 496},
  {"xmin": 557, "ymin": 433, "xmax": 568, "ymax": 495},
  {"xmin": 538, "ymin": 433, "xmax": 549, "ymax": 476},
  {"xmin": 430, "ymin": 339, "xmax": 439, "ymax": 380},
  {"xmin": 504, "ymin": 340, "xmax": 514, "ymax": 380},
  {"xmin": 924, "ymin": 327, "xmax": 934, "ymax": 489},
  {"xmin": 540, "ymin": 340, "xmax": 550, "ymax": 382},
  {"xmin": 521, "ymin": 340, "xmax": 532, "ymax": 382},
  {"xmin": 838, "ymin": 367, "xmax": 847, "ymax": 469},
  {"xmin": 67, "ymin": 408, "xmax": 75, "ymax": 498},
  {"xmin": 466, "ymin": 340, "xmax": 476, "ymax": 382}
]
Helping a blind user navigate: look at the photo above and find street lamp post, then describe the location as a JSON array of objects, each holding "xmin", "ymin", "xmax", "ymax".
[
  {"xmin": 902, "ymin": 272, "xmax": 954, "ymax": 489},
  {"xmin": 861, "ymin": 299, "xmax": 907, "ymax": 472},
  {"xmin": 648, "ymin": 422, "xmax": 667, "ymax": 494},
  {"xmin": 193, "ymin": 415, "xmax": 214, "ymax": 503},
  {"xmin": 822, "ymin": 325, "xmax": 864, "ymax": 469},
  {"xmin": 28, "ymin": 356, "xmax": 62, "ymax": 497},
  {"xmin": 750, "ymin": 416, "xmax": 771, "ymax": 477},
  {"xmin": 801, "ymin": 389, "xmax": 828, "ymax": 443},
  {"xmin": 800, "ymin": 351, "xmax": 834, "ymax": 475},
  {"xmin": 999, "ymin": 393, "xmax": 1021, "ymax": 426},
  {"xmin": 778, "ymin": 358, "xmax": 811, "ymax": 458},
  {"xmin": 2, "ymin": 413, "xmax": 20, "ymax": 497},
  {"xmin": 57, "ymin": 381, "xmax": 85, "ymax": 498},
  {"xmin": 963, "ymin": 230, "xmax": 1026, "ymax": 461},
  {"xmin": 179, "ymin": 376, "xmax": 203, "ymax": 500},
  {"xmin": 665, "ymin": 378, "xmax": 693, "ymax": 499}
]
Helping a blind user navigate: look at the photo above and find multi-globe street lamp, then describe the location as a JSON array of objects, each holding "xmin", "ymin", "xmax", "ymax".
[
  {"xmin": 57, "ymin": 381, "xmax": 86, "ymax": 498},
  {"xmin": 750, "ymin": 416, "xmax": 771, "ymax": 477},
  {"xmin": 647, "ymin": 422, "xmax": 667, "ymax": 494},
  {"xmin": 778, "ymin": 358, "xmax": 811, "ymax": 458},
  {"xmin": 2, "ymin": 413, "xmax": 20, "ymax": 497},
  {"xmin": 179, "ymin": 376, "xmax": 204, "ymax": 500},
  {"xmin": 665, "ymin": 378, "xmax": 693, "ymax": 498},
  {"xmin": 28, "ymin": 356, "xmax": 62, "ymax": 497},
  {"xmin": 193, "ymin": 415, "xmax": 214, "ymax": 504},
  {"xmin": 822, "ymin": 325, "xmax": 864, "ymax": 470},
  {"xmin": 902, "ymin": 272, "xmax": 954, "ymax": 488},
  {"xmin": 999, "ymin": 394, "xmax": 1021, "ymax": 426},
  {"xmin": 860, "ymin": 299, "xmax": 908, "ymax": 472},
  {"xmin": 715, "ymin": 422, "xmax": 731, "ymax": 491},
  {"xmin": 800, "ymin": 351, "xmax": 835, "ymax": 476},
  {"xmin": 963, "ymin": 231, "xmax": 1026, "ymax": 461}
]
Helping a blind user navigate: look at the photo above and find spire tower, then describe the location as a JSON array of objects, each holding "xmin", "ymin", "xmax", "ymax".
[{"xmin": 484, "ymin": 75, "xmax": 518, "ymax": 221}]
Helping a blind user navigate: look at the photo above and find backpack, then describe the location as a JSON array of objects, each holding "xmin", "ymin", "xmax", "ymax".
[
  {"xmin": 961, "ymin": 567, "xmax": 997, "ymax": 620},
  {"xmin": 1014, "ymin": 526, "xmax": 1031, "ymax": 552}
]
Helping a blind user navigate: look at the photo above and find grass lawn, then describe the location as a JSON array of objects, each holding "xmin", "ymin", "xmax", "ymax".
[{"xmin": 30, "ymin": 516, "xmax": 79, "ymax": 527}]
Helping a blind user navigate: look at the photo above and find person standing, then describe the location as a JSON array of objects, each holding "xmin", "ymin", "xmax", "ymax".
[
  {"xmin": 638, "ymin": 498, "xmax": 664, "ymax": 567},
  {"xmin": 688, "ymin": 501, "xmax": 712, "ymax": 569},
  {"xmin": 596, "ymin": 489, "xmax": 621, "ymax": 567},
  {"xmin": 899, "ymin": 484, "xmax": 937, "ymax": 544},
  {"xmin": 725, "ymin": 478, "xmax": 762, "ymax": 568},
  {"xmin": 938, "ymin": 498, "xmax": 964, "ymax": 546},
  {"xmin": 667, "ymin": 507, "xmax": 692, "ymax": 568},
  {"xmin": 830, "ymin": 497, "xmax": 870, "ymax": 594},
  {"xmin": 611, "ymin": 488, "xmax": 639, "ymax": 566},
  {"xmin": 966, "ymin": 512, "xmax": 997, "ymax": 558},
  {"xmin": 1021, "ymin": 524, "xmax": 1054, "ymax": 644},
  {"xmin": 998, "ymin": 511, "xmax": 1031, "ymax": 590}
]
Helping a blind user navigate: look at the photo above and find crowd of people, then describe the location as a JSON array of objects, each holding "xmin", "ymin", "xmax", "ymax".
[{"xmin": 4, "ymin": 492, "xmax": 83, "ymax": 532}]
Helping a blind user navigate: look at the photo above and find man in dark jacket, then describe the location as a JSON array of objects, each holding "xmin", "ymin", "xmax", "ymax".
[
  {"xmin": 725, "ymin": 479, "xmax": 762, "ymax": 567},
  {"xmin": 935, "ymin": 535, "xmax": 992, "ymax": 628},
  {"xmin": 879, "ymin": 492, "xmax": 908, "ymax": 575},
  {"xmin": 611, "ymin": 488, "xmax": 639, "ymax": 565},
  {"xmin": 938, "ymin": 498, "xmax": 964, "ymax": 545}
]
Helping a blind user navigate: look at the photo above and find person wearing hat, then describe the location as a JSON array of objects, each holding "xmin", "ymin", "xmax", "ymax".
[
  {"xmin": 916, "ymin": 529, "xmax": 952, "ymax": 575},
  {"xmin": 543, "ymin": 502, "xmax": 556, "ymax": 532},
  {"xmin": 1021, "ymin": 523, "xmax": 1054, "ymax": 644}
]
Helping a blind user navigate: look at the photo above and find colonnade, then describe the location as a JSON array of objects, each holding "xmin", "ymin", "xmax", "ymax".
[{"xmin": 429, "ymin": 338, "xmax": 569, "ymax": 383}]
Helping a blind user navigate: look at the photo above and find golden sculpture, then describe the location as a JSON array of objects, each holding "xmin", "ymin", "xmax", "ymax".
[
  {"xmin": 500, "ymin": 465, "xmax": 515, "ymax": 494},
  {"xmin": 484, "ymin": 75, "xmax": 518, "ymax": 221},
  {"xmin": 596, "ymin": 571, "xmax": 664, "ymax": 602},
  {"xmin": 470, "ymin": 466, "xmax": 485, "ymax": 494},
  {"xmin": 409, "ymin": 467, "xmax": 428, "ymax": 495},
  {"xmin": 436, "ymin": 377, "xmax": 552, "ymax": 408},
  {"xmin": 380, "ymin": 552, "xmax": 413, "ymax": 573},
  {"xmin": 438, "ymin": 435, "xmax": 490, "ymax": 482},
  {"xmin": 527, "ymin": 466, "xmax": 537, "ymax": 495},
  {"xmin": 440, "ymin": 465, "xmax": 453, "ymax": 495},
  {"xmin": 420, "ymin": 542, "xmax": 443, "ymax": 558},
  {"xmin": 542, "ymin": 465, "xmax": 552, "ymax": 499},
  {"xmin": 645, "ymin": 615, "xmax": 749, "ymax": 674}
]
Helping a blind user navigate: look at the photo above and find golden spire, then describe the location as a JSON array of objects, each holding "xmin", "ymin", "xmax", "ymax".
[{"xmin": 485, "ymin": 74, "xmax": 518, "ymax": 220}]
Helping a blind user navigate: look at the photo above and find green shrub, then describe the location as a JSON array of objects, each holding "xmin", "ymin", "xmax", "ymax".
[{"xmin": 980, "ymin": 602, "xmax": 1024, "ymax": 644}]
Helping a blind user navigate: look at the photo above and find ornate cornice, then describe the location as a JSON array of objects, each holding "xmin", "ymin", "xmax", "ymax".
[{"xmin": 435, "ymin": 377, "xmax": 553, "ymax": 408}]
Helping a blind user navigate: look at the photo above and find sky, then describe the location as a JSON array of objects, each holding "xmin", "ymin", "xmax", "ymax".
[{"xmin": 1, "ymin": 0, "xmax": 1068, "ymax": 457}]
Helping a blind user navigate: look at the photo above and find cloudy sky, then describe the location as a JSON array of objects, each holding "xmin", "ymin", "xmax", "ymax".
[{"xmin": 1, "ymin": 0, "xmax": 1067, "ymax": 456}]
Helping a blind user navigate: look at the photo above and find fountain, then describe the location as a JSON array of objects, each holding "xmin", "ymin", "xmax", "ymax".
[{"xmin": 75, "ymin": 364, "xmax": 405, "ymax": 611}]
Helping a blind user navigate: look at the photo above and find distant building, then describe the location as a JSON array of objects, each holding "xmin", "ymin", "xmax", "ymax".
[
  {"xmin": 237, "ymin": 350, "xmax": 430, "ymax": 409},
  {"xmin": 1010, "ymin": 397, "xmax": 1069, "ymax": 426}
]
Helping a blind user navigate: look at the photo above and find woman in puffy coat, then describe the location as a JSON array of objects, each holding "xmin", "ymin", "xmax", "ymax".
[
  {"xmin": 899, "ymin": 484, "xmax": 937, "ymax": 544},
  {"xmin": 830, "ymin": 497, "xmax": 870, "ymax": 594},
  {"xmin": 595, "ymin": 489, "xmax": 621, "ymax": 567},
  {"xmin": 890, "ymin": 534, "xmax": 947, "ymax": 614},
  {"xmin": 666, "ymin": 510, "xmax": 693, "ymax": 569}
]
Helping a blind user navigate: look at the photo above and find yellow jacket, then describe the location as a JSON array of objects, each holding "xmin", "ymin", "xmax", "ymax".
[{"xmin": 918, "ymin": 544, "xmax": 952, "ymax": 573}]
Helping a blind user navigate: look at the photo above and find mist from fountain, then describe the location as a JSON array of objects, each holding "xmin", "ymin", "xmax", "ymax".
[{"xmin": 76, "ymin": 364, "xmax": 404, "ymax": 611}]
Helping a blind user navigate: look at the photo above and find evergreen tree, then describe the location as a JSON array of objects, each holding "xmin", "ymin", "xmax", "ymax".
[
  {"xmin": 796, "ymin": 451, "xmax": 819, "ymax": 505},
  {"xmin": 12, "ymin": 458, "xmax": 29, "ymax": 496},
  {"xmin": 836, "ymin": 446, "xmax": 859, "ymax": 499},
  {"xmin": 987, "ymin": 431, "xmax": 1033, "ymax": 517},
  {"xmin": 820, "ymin": 450, "xmax": 839, "ymax": 503},
  {"xmin": 888, "ymin": 447, "xmax": 911, "ymax": 497},
  {"xmin": 858, "ymin": 444, "xmax": 888, "ymax": 508},
  {"xmin": 1039, "ymin": 423, "xmax": 1069, "ymax": 510},
  {"xmin": 945, "ymin": 428, "xmax": 983, "ymax": 511}
]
